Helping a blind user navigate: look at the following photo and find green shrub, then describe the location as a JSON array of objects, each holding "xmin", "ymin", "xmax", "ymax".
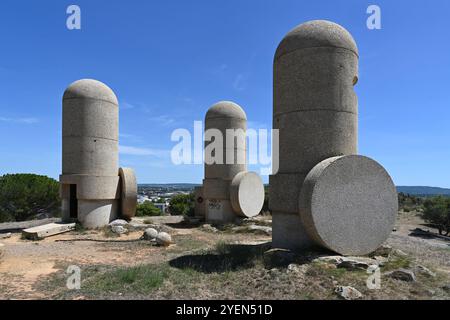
[
  {"xmin": 0, "ymin": 174, "xmax": 60, "ymax": 222},
  {"xmin": 422, "ymin": 196, "xmax": 450, "ymax": 235},
  {"xmin": 169, "ymin": 193, "xmax": 194, "ymax": 216},
  {"xmin": 136, "ymin": 201, "xmax": 162, "ymax": 217}
]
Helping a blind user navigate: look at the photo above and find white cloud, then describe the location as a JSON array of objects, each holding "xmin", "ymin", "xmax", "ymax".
[
  {"xmin": 120, "ymin": 101, "xmax": 136, "ymax": 110},
  {"xmin": 233, "ymin": 73, "xmax": 247, "ymax": 91},
  {"xmin": 151, "ymin": 115, "xmax": 176, "ymax": 127},
  {"xmin": 0, "ymin": 117, "xmax": 39, "ymax": 124}
]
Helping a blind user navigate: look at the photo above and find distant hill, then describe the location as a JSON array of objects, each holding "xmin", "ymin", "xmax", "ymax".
[
  {"xmin": 139, "ymin": 184, "xmax": 450, "ymax": 197},
  {"xmin": 139, "ymin": 183, "xmax": 201, "ymax": 188},
  {"xmin": 397, "ymin": 186, "xmax": 450, "ymax": 196}
]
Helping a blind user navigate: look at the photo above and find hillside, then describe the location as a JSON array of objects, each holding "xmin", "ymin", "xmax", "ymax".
[{"xmin": 397, "ymin": 186, "xmax": 450, "ymax": 196}]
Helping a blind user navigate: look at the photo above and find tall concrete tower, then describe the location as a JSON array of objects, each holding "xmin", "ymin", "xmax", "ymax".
[
  {"xmin": 60, "ymin": 79, "xmax": 137, "ymax": 228},
  {"xmin": 270, "ymin": 21, "xmax": 397, "ymax": 255},
  {"xmin": 199, "ymin": 101, "xmax": 265, "ymax": 223}
]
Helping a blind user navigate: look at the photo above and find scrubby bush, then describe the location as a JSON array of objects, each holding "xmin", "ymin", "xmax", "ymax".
[
  {"xmin": 398, "ymin": 192, "xmax": 423, "ymax": 212},
  {"xmin": 422, "ymin": 196, "xmax": 450, "ymax": 235},
  {"xmin": 136, "ymin": 201, "xmax": 163, "ymax": 217},
  {"xmin": 0, "ymin": 174, "xmax": 60, "ymax": 222},
  {"xmin": 169, "ymin": 193, "xmax": 194, "ymax": 216}
]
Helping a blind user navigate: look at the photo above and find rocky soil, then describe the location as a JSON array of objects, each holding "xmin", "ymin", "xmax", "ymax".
[{"xmin": 0, "ymin": 212, "xmax": 449, "ymax": 300}]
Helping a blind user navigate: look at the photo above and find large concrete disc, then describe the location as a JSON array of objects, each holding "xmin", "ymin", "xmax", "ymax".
[
  {"xmin": 230, "ymin": 172, "xmax": 265, "ymax": 218},
  {"xmin": 119, "ymin": 167, "xmax": 137, "ymax": 219},
  {"xmin": 299, "ymin": 155, "xmax": 397, "ymax": 256}
]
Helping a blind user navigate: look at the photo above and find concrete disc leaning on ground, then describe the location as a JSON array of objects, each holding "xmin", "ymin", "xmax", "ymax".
[
  {"xmin": 230, "ymin": 171, "xmax": 265, "ymax": 218},
  {"xmin": 119, "ymin": 167, "xmax": 137, "ymax": 219},
  {"xmin": 299, "ymin": 155, "xmax": 398, "ymax": 256}
]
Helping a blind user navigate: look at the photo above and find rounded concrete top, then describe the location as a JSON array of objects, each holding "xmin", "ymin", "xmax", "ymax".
[
  {"xmin": 230, "ymin": 171, "xmax": 265, "ymax": 218},
  {"xmin": 299, "ymin": 155, "xmax": 397, "ymax": 256},
  {"xmin": 275, "ymin": 20, "xmax": 358, "ymax": 60},
  {"xmin": 119, "ymin": 167, "xmax": 137, "ymax": 219},
  {"xmin": 206, "ymin": 101, "xmax": 247, "ymax": 121},
  {"xmin": 63, "ymin": 79, "xmax": 119, "ymax": 105}
]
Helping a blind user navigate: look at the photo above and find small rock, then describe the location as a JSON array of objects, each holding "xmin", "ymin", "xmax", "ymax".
[
  {"xmin": 315, "ymin": 255, "xmax": 382, "ymax": 270},
  {"xmin": 425, "ymin": 289, "xmax": 435, "ymax": 296},
  {"xmin": 337, "ymin": 259, "xmax": 371, "ymax": 271},
  {"xmin": 143, "ymin": 228, "xmax": 158, "ymax": 240},
  {"xmin": 442, "ymin": 284, "xmax": 450, "ymax": 293},
  {"xmin": 287, "ymin": 263, "xmax": 304, "ymax": 273},
  {"xmin": 263, "ymin": 248, "xmax": 295, "ymax": 268},
  {"xmin": 369, "ymin": 245, "xmax": 392, "ymax": 257},
  {"xmin": 335, "ymin": 286, "xmax": 363, "ymax": 300},
  {"xmin": 393, "ymin": 249, "xmax": 408, "ymax": 257},
  {"xmin": 385, "ymin": 268, "xmax": 416, "ymax": 282},
  {"xmin": 0, "ymin": 233, "xmax": 12, "ymax": 239},
  {"xmin": 373, "ymin": 256, "xmax": 388, "ymax": 267},
  {"xmin": 156, "ymin": 232, "xmax": 172, "ymax": 246},
  {"xmin": 111, "ymin": 225, "xmax": 127, "ymax": 234},
  {"xmin": 313, "ymin": 255, "xmax": 344, "ymax": 264},
  {"xmin": 201, "ymin": 224, "xmax": 218, "ymax": 233},
  {"xmin": 415, "ymin": 265, "xmax": 436, "ymax": 278},
  {"xmin": 109, "ymin": 219, "xmax": 128, "ymax": 227}
]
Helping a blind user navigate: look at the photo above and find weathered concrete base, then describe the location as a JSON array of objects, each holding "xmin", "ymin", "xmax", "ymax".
[
  {"xmin": 203, "ymin": 178, "xmax": 230, "ymax": 199},
  {"xmin": 194, "ymin": 186, "xmax": 206, "ymax": 218},
  {"xmin": 22, "ymin": 223, "xmax": 76, "ymax": 240},
  {"xmin": 269, "ymin": 173, "xmax": 306, "ymax": 213},
  {"xmin": 78, "ymin": 200, "xmax": 119, "ymax": 229},
  {"xmin": 272, "ymin": 211, "xmax": 315, "ymax": 251},
  {"xmin": 206, "ymin": 199, "xmax": 235, "ymax": 224}
]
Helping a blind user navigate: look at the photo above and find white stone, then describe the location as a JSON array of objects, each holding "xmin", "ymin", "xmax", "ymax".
[
  {"xmin": 335, "ymin": 286, "xmax": 363, "ymax": 300},
  {"xmin": 143, "ymin": 228, "xmax": 158, "ymax": 240},
  {"xmin": 111, "ymin": 225, "xmax": 127, "ymax": 234},
  {"xmin": 156, "ymin": 232, "xmax": 172, "ymax": 246},
  {"xmin": 109, "ymin": 219, "xmax": 128, "ymax": 227}
]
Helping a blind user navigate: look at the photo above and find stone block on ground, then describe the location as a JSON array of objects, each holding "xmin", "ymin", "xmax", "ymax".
[{"xmin": 22, "ymin": 223, "xmax": 76, "ymax": 240}]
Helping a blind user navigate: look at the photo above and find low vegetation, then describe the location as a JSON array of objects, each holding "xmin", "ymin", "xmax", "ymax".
[
  {"xmin": 136, "ymin": 201, "xmax": 163, "ymax": 217},
  {"xmin": 0, "ymin": 174, "xmax": 60, "ymax": 222},
  {"xmin": 169, "ymin": 193, "xmax": 195, "ymax": 216},
  {"xmin": 422, "ymin": 196, "xmax": 450, "ymax": 235}
]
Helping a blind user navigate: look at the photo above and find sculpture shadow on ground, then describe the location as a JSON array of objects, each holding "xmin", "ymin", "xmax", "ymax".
[
  {"xmin": 169, "ymin": 242, "xmax": 272, "ymax": 273},
  {"xmin": 169, "ymin": 241, "xmax": 333, "ymax": 273},
  {"xmin": 165, "ymin": 221, "xmax": 201, "ymax": 229},
  {"xmin": 409, "ymin": 228, "xmax": 450, "ymax": 242}
]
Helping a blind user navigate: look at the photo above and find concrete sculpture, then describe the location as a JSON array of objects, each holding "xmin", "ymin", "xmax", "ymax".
[
  {"xmin": 60, "ymin": 79, "xmax": 137, "ymax": 228},
  {"xmin": 270, "ymin": 20, "xmax": 397, "ymax": 255},
  {"xmin": 198, "ymin": 101, "xmax": 265, "ymax": 223}
]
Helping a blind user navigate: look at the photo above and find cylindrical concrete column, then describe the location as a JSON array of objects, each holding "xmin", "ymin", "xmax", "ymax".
[
  {"xmin": 204, "ymin": 101, "xmax": 247, "ymax": 181},
  {"xmin": 270, "ymin": 20, "xmax": 359, "ymax": 250},
  {"xmin": 60, "ymin": 79, "xmax": 120, "ymax": 228},
  {"xmin": 62, "ymin": 79, "xmax": 119, "ymax": 176},
  {"xmin": 202, "ymin": 101, "xmax": 247, "ymax": 223},
  {"xmin": 199, "ymin": 101, "xmax": 265, "ymax": 223}
]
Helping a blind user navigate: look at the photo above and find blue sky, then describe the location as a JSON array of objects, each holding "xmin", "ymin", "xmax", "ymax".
[{"xmin": 0, "ymin": 0, "xmax": 449, "ymax": 186}]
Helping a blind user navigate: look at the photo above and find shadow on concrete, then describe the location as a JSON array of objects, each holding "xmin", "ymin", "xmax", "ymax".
[{"xmin": 169, "ymin": 242, "xmax": 272, "ymax": 273}]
